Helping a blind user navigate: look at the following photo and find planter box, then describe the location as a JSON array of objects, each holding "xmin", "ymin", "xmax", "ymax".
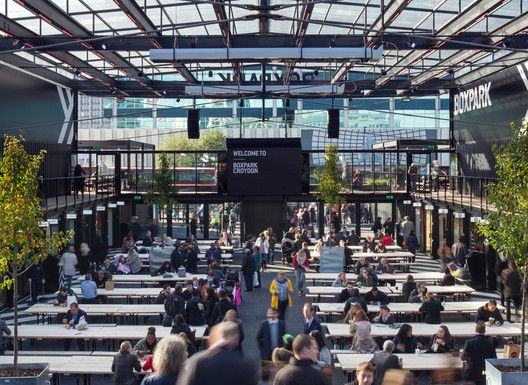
[
  {"xmin": 0, "ymin": 363, "xmax": 50, "ymax": 385},
  {"xmin": 486, "ymin": 358, "xmax": 528, "ymax": 385}
]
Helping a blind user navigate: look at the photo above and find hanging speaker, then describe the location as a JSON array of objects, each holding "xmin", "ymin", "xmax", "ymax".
[
  {"xmin": 187, "ymin": 109, "xmax": 200, "ymax": 139},
  {"xmin": 327, "ymin": 109, "xmax": 339, "ymax": 138}
]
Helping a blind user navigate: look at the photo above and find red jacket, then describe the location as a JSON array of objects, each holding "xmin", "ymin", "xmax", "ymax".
[
  {"xmin": 382, "ymin": 235, "xmax": 394, "ymax": 246},
  {"xmin": 293, "ymin": 253, "xmax": 310, "ymax": 272}
]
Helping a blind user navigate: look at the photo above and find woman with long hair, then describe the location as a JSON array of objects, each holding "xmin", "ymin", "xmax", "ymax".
[
  {"xmin": 140, "ymin": 335, "xmax": 187, "ymax": 385},
  {"xmin": 393, "ymin": 324, "xmax": 423, "ymax": 353},
  {"xmin": 111, "ymin": 341, "xmax": 141, "ymax": 385},
  {"xmin": 349, "ymin": 310, "xmax": 378, "ymax": 353},
  {"xmin": 428, "ymin": 325, "xmax": 456, "ymax": 353}
]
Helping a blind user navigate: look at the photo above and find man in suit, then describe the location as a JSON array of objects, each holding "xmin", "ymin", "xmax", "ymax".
[
  {"xmin": 256, "ymin": 307, "xmax": 286, "ymax": 360},
  {"xmin": 419, "ymin": 292, "xmax": 444, "ymax": 324},
  {"xmin": 302, "ymin": 303, "xmax": 322, "ymax": 334},
  {"xmin": 370, "ymin": 340, "xmax": 401, "ymax": 385},
  {"xmin": 462, "ymin": 323, "xmax": 497, "ymax": 385},
  {"xmin": 178, "ymin": 321, "xmax": 258, "ymax": 385}
]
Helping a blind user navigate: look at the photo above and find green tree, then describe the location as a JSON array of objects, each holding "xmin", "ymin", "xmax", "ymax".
[
  {"xmin": 145, "ymin": 153, "xmax": 179, "ymax": 238},
  {"xmin": 476, "ymin": 123, "xmax": 528, "ymax": 370},
  {"xmin": 314, "ymin": 144, "xmax": 345, "ymax": 238},
  {"xmin": 0, "ymin": 136, "xmax": 72, "ymax": 370}
]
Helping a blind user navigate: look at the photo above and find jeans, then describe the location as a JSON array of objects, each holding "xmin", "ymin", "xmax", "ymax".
[
  {"xmin": 505, "ymin": 296, "xmax": 520, "ymax": 321},
  {"xmin": 269, "ymin": 249, "xmax": 274, "ymax": 263},
  {"xmin": 295, "ymin": 269, "xmax": 305, "ymax": 292},
  {"xmin": 277, "ymin": 300, "xmax": 288, "ymax": 321},
  {"xmin": 243, "ymin": 273, "xmax": 253, "ymax": 292},
  {"xmin": 64, "ymin": 275, "xmax": 73, "ymax": 289},
  {"xmin": 261, "ymin": 253, "xmax": 269, "ymax": 267}
]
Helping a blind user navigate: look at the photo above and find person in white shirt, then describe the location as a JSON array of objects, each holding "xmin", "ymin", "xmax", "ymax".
[{"xmin": 61, "ymin": 245, "xmax": 78, "ymax": 288}]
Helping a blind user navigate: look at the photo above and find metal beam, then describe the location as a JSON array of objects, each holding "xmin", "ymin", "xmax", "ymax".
[
  {"xmin": 374, "ymin": 0, "xmax": 507, "ymax": 88},
  {"xmin": 212, "ymin": 0, "xmax": 241, "ymax": 84},
  {"xmin": 284, "ymin": 0, "xmax": 315, "ymax": 84},
  {"xmin": 19, "ymin": 0, "xmax": 160, "ymax": 96},
  {"xmin": 115, "ymin": 0, "xmax": 197, "ymax": 84},
  {"xmin": 331, "ymin": 0, "xmax": 411, "ymax": 83},
  {"xmin": 455, "ymin": 51, "xmax": 528, "ymax": 86}
]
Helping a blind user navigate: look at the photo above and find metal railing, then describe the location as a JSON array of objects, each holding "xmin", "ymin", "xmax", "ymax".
[
  {"xmin": 39, "ymin": 174, "xmax": 115, "ymax": 212},
  {"xmin": 410, "ymin": 175, "xmax": 496, "ymax": 212}
]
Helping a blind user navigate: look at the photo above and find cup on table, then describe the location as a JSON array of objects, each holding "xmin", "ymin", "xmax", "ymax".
[{"xmin": 415, "ymin": 348, "xmax": 420, "ymax": 355}]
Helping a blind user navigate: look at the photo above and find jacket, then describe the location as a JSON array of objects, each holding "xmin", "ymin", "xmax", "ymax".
[
  {"xmin": 501, "ymin": 267, "xmax": 522, "ymax": 297},
  {"xmin": 210, "ymin": 298, "xmax": 235, "ymax": 326},
  {"xmin": 427, "ymin": 333, "xmax": 456, "ymax": 353},
  {"xmin": 273, "ymin": 358, "xmax": 330, "ymax": 385},
  {"xmin": 370, "ymin": 351, "xmax": 400, "ymax": 385},
  {"xmin": 303, "ymin": 317, "xmax": 322, "ymax": 334},
  {"xmin": 127, "ymin": 252, "xmax": 143, "ymax": 274},
  {"xmin": 111, "ymin": 351, "xmax": 141, "ymax": 385},
  {"xmin": 402, "ymin": 281, "xmax": 417, "ymax": 302},
  {"xmin": 64, "ymin": 309, "xmax": 88, "ymax": 326},
  {"xmin": 164, "ymin": 293, "xmax": 186, "ymax": 318},
  {"xmin": 292, "ymin": 254, "xmax": 310, "ymax": 272},
  {"xmin": 462, "ymin": 334, "xmax": 497, "ymax": 382},
  {"xmin": 241, "ymin": 253, "xmax": 256, "ymax": 275},
  {"xmin": 270, "ymin": 278, "xmax": 293, "ymax": 309},
  {"xmin": 364, "ymin": 291, "xmax": 389, "ymax": 305},
  {"xmin": 186, "ymin": 297, "xmax": 206, "ymax": 326},
  {"xmin": 177, "ymin": 346, "xmax": 258, "ymax": 385},
  {"xmin": 476, "ymin": 305, "xmax": 504, "ymax": 325},
  {"xmin": 171, "ymin": 322, "xmax": 195, "ymax": 345},
  {"xmin": 133, "ymin": 337, "xmax": 158, "ymax": 356},
  {"xmin": 344, "ymin": 296, "xmax": 368, "ymax": 314},
  {"xmin": 256, "ymin": 319, "xmax": 286, "ymax": 360},
  {"xmin": 419, "ymin": 298, "xmax": 444, "ymax": 324},
  {"xmin": 141, "ymin": 375, "xmax": 178, "ymax": 385}
]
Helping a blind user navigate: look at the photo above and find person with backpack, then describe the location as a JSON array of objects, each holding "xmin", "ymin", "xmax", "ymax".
[{"xmin": 163, "ymin": 284, "xmax": 185, "ymax": 327}]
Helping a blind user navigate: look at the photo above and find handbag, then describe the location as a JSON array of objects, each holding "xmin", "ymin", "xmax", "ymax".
[
  {"xmin": 253, "ymin": 272, "xmax": 259, "ymax": 288},
  {"xmin": 76, "ymin": 316, "xmax": 88, "ymax": 331}
]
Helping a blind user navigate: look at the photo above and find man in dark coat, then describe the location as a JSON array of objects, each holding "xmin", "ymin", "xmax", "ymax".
[
  {"xmin": 163, "ymin": 284, "xmax": 186, "ymax": 326},
  {"xmin": 462, "ymin": 323, "xmax": 497, "ymax": 385},
  {"xmin": 62, "ymin": 303, "xmax": 88, "ymax": 351},
  {"xmin": 256, "ymin": 307, "xmax": 286, "ymax": 360},
  {"xmin": 501, "ymin": 259, "xmax": 522, "ymax": 322},
  {"xmin": 364, "ymin": 287, "xmax": 389, "ymax": 305},
  {"xmin": 210, "ymin": 290, "xmax": 235, "ymax": 326},
  {"xmin": 170, "ymin": 243, "xmax": 185, "ymax": 270},
  {"xmin": 370, "ymin": 340, "xmax": 401, "ymax": 385},
  {"xmin": 177, "ymin": 321, "xmax": 258, "ymax": 385},
  {"xmin": 241, "ymin": 249, "xmax": 256, "ymax": 292},
  {"xmin": 343, "ymin": 288, "xmax": 368, "ymax": 313},
  {"xmin": 273, "ymin": 334, "xmax": 330, "ymax": 385},
  {"xmin": 419, "ymin": 292, "xmax": 444, "ymax": 324},
  {"xmin": 302, "ymin": 303, "xmax": 322, "ymax": 334}
]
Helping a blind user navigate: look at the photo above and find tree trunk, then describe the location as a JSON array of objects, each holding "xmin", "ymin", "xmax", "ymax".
[
  {"xmin": 166, "ymin": 207, "xmax": 173, "ymax": 238},
  {"xmin": 521, "ymin": 271, "xmax": 526, "ymax": 371},
  {"xmin": 12, "ymin": 266, "xmax": 18, "ymax": 371}
]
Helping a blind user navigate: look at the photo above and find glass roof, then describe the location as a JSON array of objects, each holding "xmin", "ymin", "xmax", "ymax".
[{"xmin": 0, "ymin": 0, "xmax": 526, "ymax": 96}]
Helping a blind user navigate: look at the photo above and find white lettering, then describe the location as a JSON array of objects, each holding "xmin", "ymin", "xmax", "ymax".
[{"xmin": 453, "ymin": 82, "xmax": 492, "ymax": 116}]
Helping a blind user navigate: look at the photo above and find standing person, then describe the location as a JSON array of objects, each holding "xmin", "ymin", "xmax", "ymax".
[
  {"xmin": 256, "ymin": 307, "xmax": 287, "ymax": 360},
  {"xmin": 267, "ymin": 227, "xmax": 277, "ymax": 264},
  {"xmin": 352, "ymin": 168, "xmax": 363, "ymax": 190},
  {"xmin": 121, "ymin": 231, "xmax": 135, "ymax": 253},
  {"xmin": 256, "ymin": 232, "xmax": 270, "ymax": 270},
  {"xmin": 61, "ymin": 245, "xmax": 78, "ymax": 289},
  {"xmin": 407, "ymin": 163, "xmax": 419, "ymax": 192},
  {"xmin": 383, "ymin": 218, "xmax": 395, "ymax": 237},
  {"xmin": 73, "ymin": 164, "xmax": 86, "ymax": 195},
  {"xmin": 241, "ymin": 248, "xmax": 256, "ymax": 292},
  {"xmin": 28, "ymin": 262, "xmax": 43, "ymax": 304},
  {"xmin": 177, "ymin": 321, "xmax": 258, "ymax": 385},
  {"xmin": 452, "ymin": 236, "xmax": 468, "ymax": 266},
  {"xmin": 302, "ymin": 303, "xmax": 322, "ymax": 334},
  {"xmin": 92, "ymin": 235, "xmax": 107, "ymax": 266},
  {"xmin": 405, "ymin": 231, "xmax": 419, "ymax": 257},
  {"xmin": 372, "ymin": 217, "xmax": 383, "ymax": 236},
  {"xmin": 501, "ymin": 259, "xmax": 522, "ymax": 322},
  {"xmin": 461, "ymin": 324, "xmax": 497, "ymax": 385},
  {"xmin": 370, "ymin": 341, "xmax": 400, "ymax": 385},
  {"xmin": 272, "ymin": 334, "xmax": 330, "ymax": 385},
  {"xmin": 0, "ymin": 316, "xmax": 12, "ymax": 355},
  {"xmin": 189, "ymin": 213, "xmax": 198, "ymax": 238},
  {"xmin": 270, "ymin": 272, "xmax": 293, "ymax": 321},
  {"xmin": 112, "ymin": 341, "xmax": 141, "ymax": 385},
  {"xmin": 419, "ymin": 292, "xmax": 444, "ymax": 324},
  {"xmin": 78, "ymin": 242, "xmax": 91, "ymax": 274},
  {"xmin": 140, "ymin": 335, "xmax": 187, "ymax": 385},
  {"xmin": 127, "ymin": 248, "xmax": 143, "ymax": 274},
  {"xmin": 400, "ymin": 216, "xmax": 415, "ymax": 242},
  {"xmin": 292, "ymin": 249, "xmax": 309, "ymax": 295},
  {"xmin": 251, "ymin": 246, "xmax": 262, "ymax": 289}
]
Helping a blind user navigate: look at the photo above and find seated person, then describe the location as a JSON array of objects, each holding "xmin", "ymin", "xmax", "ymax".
[
  {"xmin": 126, "ymin": 248, "xmax": 143, "ymax": 274},
  {"xmin": 381, "ymin": 233, "xmax": 394, "ymax": 246},
  {"xmin": 332, "ymin": 272, "xmax": 347, "ymax": 288},
  {"xmin": 339, "ymin": 282, "xmax": 357, "ymax": 303},
  {"xmin": 218, "ymin": 231, "xmax": 232, "ymax": 247},
  {"xmin": 80, "ymin": 274, "xmax": 97, "ymax": 303},
  {"xmin": 142, "ymin": 230, "xmax": 154, "ymax": 247},
  {"xmin": 115, "ymin": 255, "xmax": 131, "ymax": 275},
  {"xmin": 161, "ymin": 233, "xmax": 173, "ymax": 246},
  {"xmin": 354, "ymin": 257, "xmax": 370, "ymax": 275},
  {"xmin": 393, "ymin": 324, "xmax": 423, "ymax": 353},
  {"xmin": 373, "ymin": 240, "xmax": 387, "ymax": 253},
  {"xmin": 170, "ymin": 314, "xmax": 195, "ymax": 345},
  {"xmin": 419, "ymin": 292, "xmax": 444, "ymax": 324},
  {"xmin": 100, "ymin": 256, "xmax": 118, "ymax": 276},
  {"xmin": 364, "ymin": 286, "xmax": 389, "ymax": 305},
  {"xmin": 205, "ymin": 242, "xmax": 222, "ymax": 265},
  {"xmin": 372, "ymin": 304, "xmax": 395, "ymax": 324},
  {"xmin": 440, "ymin": 267, "xmax": 456, "ymax": 286},
  {"xmin": 402, "ymin": 275, "xmax": 417, "ymax": 302},
  {"xmin": 476, "ymin": 299, "xmax": 504, "ymax": 325},
  {"xmin": 343, "ymin": 288, "xmax": 368, "ymax": 313},
  {"xmin": 206, "ymin": 271, "xmax": 220, "ymax": 288},
  {"xmin": 376, "ymin": 258, "xmax": 395, "ymax": 274},
  {"xmin": 62, "ymin": 303, "xmax": 87, "ymax": 351},
  {"xmin": 271, "ymin": 334, "xmax": 294, "ymax": 363},
  {"xmin": 133, "ymin": 327, "xmax": 158, "ymax": 357},
  {"xmin": 427, "ymin": 325, "xmax": 456, "ymax": 353},
  {"xmin": 155, "ymin": 284, "xmax": 173, "ymax": 305},
  {"xmin": 408, "ymin": 283, "xmax": 427, "ymax": 303},
  {"xmin": 357, "ymin": 268, "xmax": 375, "ymax": 287},
  {"xmin": 93, "ymin": 269, "xmax": 107, "ymax": 288},
  {"xmin": 157, "ymin": 261, "xmax": 172, "ymax": 275},
  {"xmin": 210, "ymin": 263, "xmax": 226, "ymax": 281},
  {"xmin": 53, "ymin": 286, "xmax": 71, "ymax": 306}
]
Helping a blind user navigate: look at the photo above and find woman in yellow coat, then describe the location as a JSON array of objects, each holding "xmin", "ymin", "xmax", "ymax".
[{"xmin": 269, "ymin": 272, "xmax": 293, "ymax": 320}]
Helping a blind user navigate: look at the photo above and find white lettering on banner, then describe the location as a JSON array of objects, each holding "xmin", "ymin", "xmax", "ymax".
[
  {"xmin": 232, "ymin": 150, "xmax": 267, "ymax": 157},
  {"xmin": 453, "ymin": 82, "xmax": 492, "ymax": 116}
]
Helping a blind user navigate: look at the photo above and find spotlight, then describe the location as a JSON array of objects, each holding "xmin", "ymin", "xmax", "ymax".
[
  {"xmin": 407, "ymin": 36, "xmax": 416, "ymax": 48},
  {"xmin": 162, "ymin": 90, "xmax": 167, "ymax": 95},
  {"xmin": 138, "ymin": 70, "xmax": 144, "ymax": 77},
  {"xmin": 208, "ymin": 70, "xmax": 213, "ymax": 78},
  {"xmin": 176, "ymin": 98, "xmax": 180, "ymax": 102},
  {"xmin": 74, "ymin": 68, "xmax": 81, "ymax": 77},
  {"xmin": 111, "ymin": 88, "xmax": 117, "ymax": 95},
  {"xmin": 313, "ymin": 69, "xmax": 319, "ymax": 77},
  {"xmin": 101, "ymin": 43, "xmax": 107, "ymax": 50}
]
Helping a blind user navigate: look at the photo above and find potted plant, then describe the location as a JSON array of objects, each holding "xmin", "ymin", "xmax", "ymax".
[
  {"xmin": 0, "ymin": 135, "xmax": 72, "ymax": 382},
  {"xmin": 477, "ymin": 123, "xmax": 528, "ymax": 382}
]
